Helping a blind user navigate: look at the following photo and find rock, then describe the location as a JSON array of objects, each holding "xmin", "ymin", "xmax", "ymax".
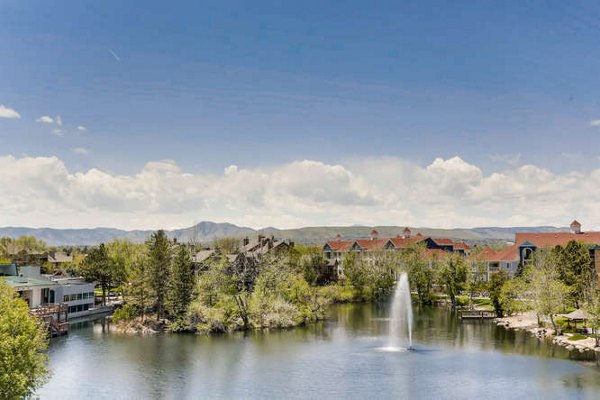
[{"xmin": 566, "ymin": 345, "xmax": 575, "ymax": 351}]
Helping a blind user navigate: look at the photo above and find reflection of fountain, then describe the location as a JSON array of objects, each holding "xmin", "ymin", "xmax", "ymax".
[{"xmin": 387, "ymin": 272, "xmax": 413, "ymax": 350}]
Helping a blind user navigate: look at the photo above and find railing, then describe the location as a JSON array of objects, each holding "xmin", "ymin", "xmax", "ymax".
[
  {"xmin": 459, "ymin": 310, "xmax": 496, "ymax": 320},
  {"xmin": 29, "ymin": 303, "xmax": 69, "ymax": 337}
]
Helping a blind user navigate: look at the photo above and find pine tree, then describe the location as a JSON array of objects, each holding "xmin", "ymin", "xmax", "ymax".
[
  {"xmin": 168, "ymin": 244, "xmax": 194, "ymax": 320},
  {"xmin": 147, "ymin": 230, "xmax": 172, "ymax": 320}
]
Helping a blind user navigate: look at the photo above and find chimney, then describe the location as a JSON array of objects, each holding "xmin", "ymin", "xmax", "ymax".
[
  {"xmin": 570, "ymin": 220, "xmax": 582, "ymax": 234},
  {"xmin": 402, "ymin": 227, "xmax": 412, "ymax": 239},
  {"xmin": 370, "ymin": 229, "xmax": 378, "ymax": 240}
]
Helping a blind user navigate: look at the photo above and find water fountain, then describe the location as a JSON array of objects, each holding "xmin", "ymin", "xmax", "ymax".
[{"xmin": 386, "ymin": 272, "xmax": 413, "ymax": 351}]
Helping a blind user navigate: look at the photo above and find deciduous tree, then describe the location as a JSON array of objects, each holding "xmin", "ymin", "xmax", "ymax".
[{"xmin": 0, "ymin": 281, "xmax": 49, "ymax": 399}]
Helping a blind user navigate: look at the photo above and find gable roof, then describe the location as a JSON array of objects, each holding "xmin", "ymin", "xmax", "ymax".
[
  {"xmin": 354, "ymin": 238, "xmax": 388, "ymax": 251},
  {"xmin": 515, "ymin": 232, "xmax": 600, "ymax": 248},
  {"xmin": 386, "ymin": 236, "xmax": 424, "ymax": 249},
  {"xmin": 471, "ymin": 245, "xmax": 519, "ymax": 263},
  {"xmin": 325, "ymin": 240, "xmax": 354, "ymax": 252}
]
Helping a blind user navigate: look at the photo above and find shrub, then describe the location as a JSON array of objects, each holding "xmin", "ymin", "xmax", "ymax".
[{"xmin": 112, "ymin": 303, "xmax": 137, "ymax": 323}]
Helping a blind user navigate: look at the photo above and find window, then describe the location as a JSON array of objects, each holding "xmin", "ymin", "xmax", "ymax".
[
  {"xmin": 83, "ymin": 292, "xmax": 88, "ymax": 299},
  {"xmin": 70, "ymin": 294, "xmax": 76, "ymax": 301},
  {"xmin": 89, "ymin": 292, "xmax": 95, "ymax": 298},
  {"xmin": 77, "ymin": 293, "xmax": 83, "ymax": 300},
  {"xmin": 77, "ymin": 304, "xmax": 84, "ymax": 312},
  {"xmin": 83, "ymin": 304, "xmax": 89, "ymax": 311},
  {"xmin": 64, "ymin": 295, "xmax": 69, "ymax": 302}
]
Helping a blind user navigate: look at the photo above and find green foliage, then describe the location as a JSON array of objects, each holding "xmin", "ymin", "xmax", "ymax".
[
  {"xmin": 499, "ymin": 277, "xmax": 529, "ymax": 316},
  {"xmin": 318, "ymin": 284, "xmax": 357, "ymax": 303},
  {"xmin": 404, "ymin": 244, "xmax": 437, "ymax": 304},
  {"xmin": 438, "ymin": 253, "xmax": 468, "ymax": 308},
  {"xmin": 214, "ymin": 237, "xmax": 240, "ymax": 254},
  {"xmin": 0, "ymin": 281, "xmax": 49, "ymax": 399},
  {"xmin": 466, "ymin": 259, "xmax": 488, "ymax": 301},
  {"xmin": 299, "ymin": 250, "xmax": 328, "ymax": 285},
  {"xmin": 147, "ymin": 230, "xmax": 172, "ymax": 320},
  {"xmin": 343, "ymin": 251, "xmax": 399, "ymax": 301},
  {"xmin": 113, "ymin": 303, "xmax": 137, "ymax": 323},
  {"xmin": 568, "ymin": 333, "xmax": 587, "ymax": 341},
  {"xmin": 488, "ymin": 271, "xmax": 509, "ymax": 317},
  {"xmin": 553, "ymin": 240, "xmax": 595, "ymax": 307},
  {"xmin": 80, "ymin": 243, "xmax": 126, "ymax": 305},
  {"xmin": 527, "ymin": 249, "xmax": 571, "ymax": 331},
  {"xmin": 168, "ymin": 245, "xmax": 195, "ymax": 320},
  {"xmin": 583, "ymin": 288, "xmax": 600, "ymax": 347}
]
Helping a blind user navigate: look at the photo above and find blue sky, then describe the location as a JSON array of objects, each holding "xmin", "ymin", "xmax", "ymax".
[{"xmin": 2, "ymin": 1, "xmax": 600, "ymax": 229}]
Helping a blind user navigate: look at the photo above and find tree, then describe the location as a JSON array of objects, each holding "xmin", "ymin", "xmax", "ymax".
[
  {"xmin": 214, "ymin": 237, "xmax": 240, "ymax": 254},
  {"xmin": 583, "ymin": 288, "xmax": 600, "ymax": 347},
  {"xmin": 466, "ymin": 258, "xmax": 488, "ymax": 304},
  {"xmin": 438, "ymin": 253, "xmax": 467, "ymax": 308},
  {"xmin": 553, "ymin": 240, "xmax": 595, "ymax": 307},
  {"xmin": 488, "ymin": 271, "xmax": 509, "ymax": 317},
  {"xmin": 105, "ymin": 240, "xmax": 145, "ymax": 303},
  {"xmin": 499, "ymin": 277, "xmax": 529, "ymax": 316},
  {"xmin": 168, "ymin": 245, "xmax": 195, "ymax": 320},
  {"xmin": 404, "ymin": 243, "xmax": 436, "ymax": 304},
  {"xmin": 147, "ymin": 230, "xmax": 172, "ymax": 320},
  {"xmin": 128, "ymin": 250, "xmax": 151, "ymax": 322},
  {"xmin": 528, "ymin": 249, "xmax": 570, "ymax": 332},
  {"xmin": 80, "ymin": 243, "xmax": 125, "ymax": 305},
  {"xmin": 0, "ymin": 281, "xmax": 49, "ymax": 399}
]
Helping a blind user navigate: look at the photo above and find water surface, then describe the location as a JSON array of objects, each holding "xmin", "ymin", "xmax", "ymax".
[{"xmin": 40, "ymin": 304, "xmax": 600, "ymax": 399}]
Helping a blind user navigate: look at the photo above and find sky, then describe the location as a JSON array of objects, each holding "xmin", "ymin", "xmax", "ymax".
[{"xmin": 2, "ymin": 1, "xmax": 600, "ymax": 230}]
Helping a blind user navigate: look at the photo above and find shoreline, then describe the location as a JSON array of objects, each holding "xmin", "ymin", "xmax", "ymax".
[{"xmin": 495, "ymin": 311, "xmax": 600, "ymax": 354}]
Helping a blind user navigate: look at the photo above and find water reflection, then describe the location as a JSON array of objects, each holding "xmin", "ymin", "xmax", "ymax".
[{"xmin": 40, "ymin": 304, "xmax": 600, "ymax": 399}]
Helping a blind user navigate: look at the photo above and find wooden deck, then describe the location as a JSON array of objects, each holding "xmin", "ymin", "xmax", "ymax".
[
  {"xmin": 459, "ymin": 310, "xmax": 496, "ymax": 320},
  {"xmin": 30, "ymin": 303, "xmax": 69, "ymax": 337}
]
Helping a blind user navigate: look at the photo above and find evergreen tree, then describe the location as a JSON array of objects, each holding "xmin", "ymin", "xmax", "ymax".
[
  {"xmin": 168, "ymin": 244, "xmax": 195, "ymax": 320},
  {"xmin": 80, "ymin": 243, "xmax": 125, "ymax": 305},
  {"xmin": 553, "ymin": 240, "xmax": 595, "ymax": 307},
  {"xmin": 147, "ymin": 230, "xmax": 172, "ymax": 320}
]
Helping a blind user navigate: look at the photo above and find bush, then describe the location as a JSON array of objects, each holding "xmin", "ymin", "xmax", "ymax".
[
  {"xmin": 318, "ymin": 284, "xmax": 357, "ymax": 303},
  {"xmin": 113, "ymin": 303, "xmax": 137, "ymax": 323}
]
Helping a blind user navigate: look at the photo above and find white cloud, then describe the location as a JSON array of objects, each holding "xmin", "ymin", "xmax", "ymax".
[
  {"xmin": 71, "ymin": 147, "xmax": 89, "ymax": 155},
  {"xmin": 590, "ymin": 120, "xmax": 600, "ymax": 127},
  {"xmin": 55, "ymin": 116, "xmax": 62, "ymax": 126},
  {"xmin": 76, "ymin": 125, "xmax": 86, "ymax": 132},
  {"xmin": 0, "ymin": 104, "xmax": 21, "ymax": 119},
  {"xmin": 0, "ymin": 154, "xmax": 599, "ymax": 230},
  {"xmin": 51, "ymin": 129, "xmax": 63, "ymax": 136},
  {"xmin": 36, "ymin": 115, "xmax": 54, "ymax": 124}
]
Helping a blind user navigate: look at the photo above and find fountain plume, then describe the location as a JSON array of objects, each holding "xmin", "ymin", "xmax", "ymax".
[{"xmin": 388, "ymin": 272, "xmax": 413, "ymax": 350}]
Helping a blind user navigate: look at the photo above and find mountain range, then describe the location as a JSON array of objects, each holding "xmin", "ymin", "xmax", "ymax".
[{"xmin": 0, "ymin": 222, "xmax": 569, "ymax": 247}]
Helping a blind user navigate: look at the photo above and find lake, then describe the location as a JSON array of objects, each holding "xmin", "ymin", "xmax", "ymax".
[{"xmin": 39, "ymin": 304, "xmax": 600, "ymax": 399}]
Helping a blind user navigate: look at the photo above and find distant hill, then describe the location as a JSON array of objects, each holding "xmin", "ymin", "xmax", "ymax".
[{"xmin": 0, "ymin": 222, "xmax": 569, "ymax": 247}]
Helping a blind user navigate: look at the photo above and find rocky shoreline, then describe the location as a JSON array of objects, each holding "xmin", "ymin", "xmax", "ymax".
[{"xmin": 495, "ymin": 311, "xmax": 600, "ymax": 354}]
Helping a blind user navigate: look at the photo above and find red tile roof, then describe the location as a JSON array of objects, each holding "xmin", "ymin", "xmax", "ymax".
[
  {"xmin": 325, "ymin": 240, "xmax": 354, "ymax": 252},
  {"xmin": 387, "ymin": 236, "xmax": 424, "ymax": 249},
  {"xmin": 432, "ymin": 238, "xmax": 454, "ymax": 245},
  {"xmin": 453, "ymin": 242, "xmax": 470, "ymax": 251},
  {"xmin": 354, "ymin": 238, "xmax": 388, "ymax": 251},
  {"xmin": 515, "ymin": 232, "xmax": 600, "ymax": 248},
  {"xmin": 471, "ymin": 245, "xmax": 518, "ymax": 262}
]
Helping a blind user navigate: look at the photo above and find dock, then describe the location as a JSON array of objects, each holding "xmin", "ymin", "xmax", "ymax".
[
  {"xmin": 459, "ymin": 310, "xmax": 496, "ymax": 320},
  {"xmin": 30, "ymin": 303, "xmax": 70, "ymax": 337}
]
